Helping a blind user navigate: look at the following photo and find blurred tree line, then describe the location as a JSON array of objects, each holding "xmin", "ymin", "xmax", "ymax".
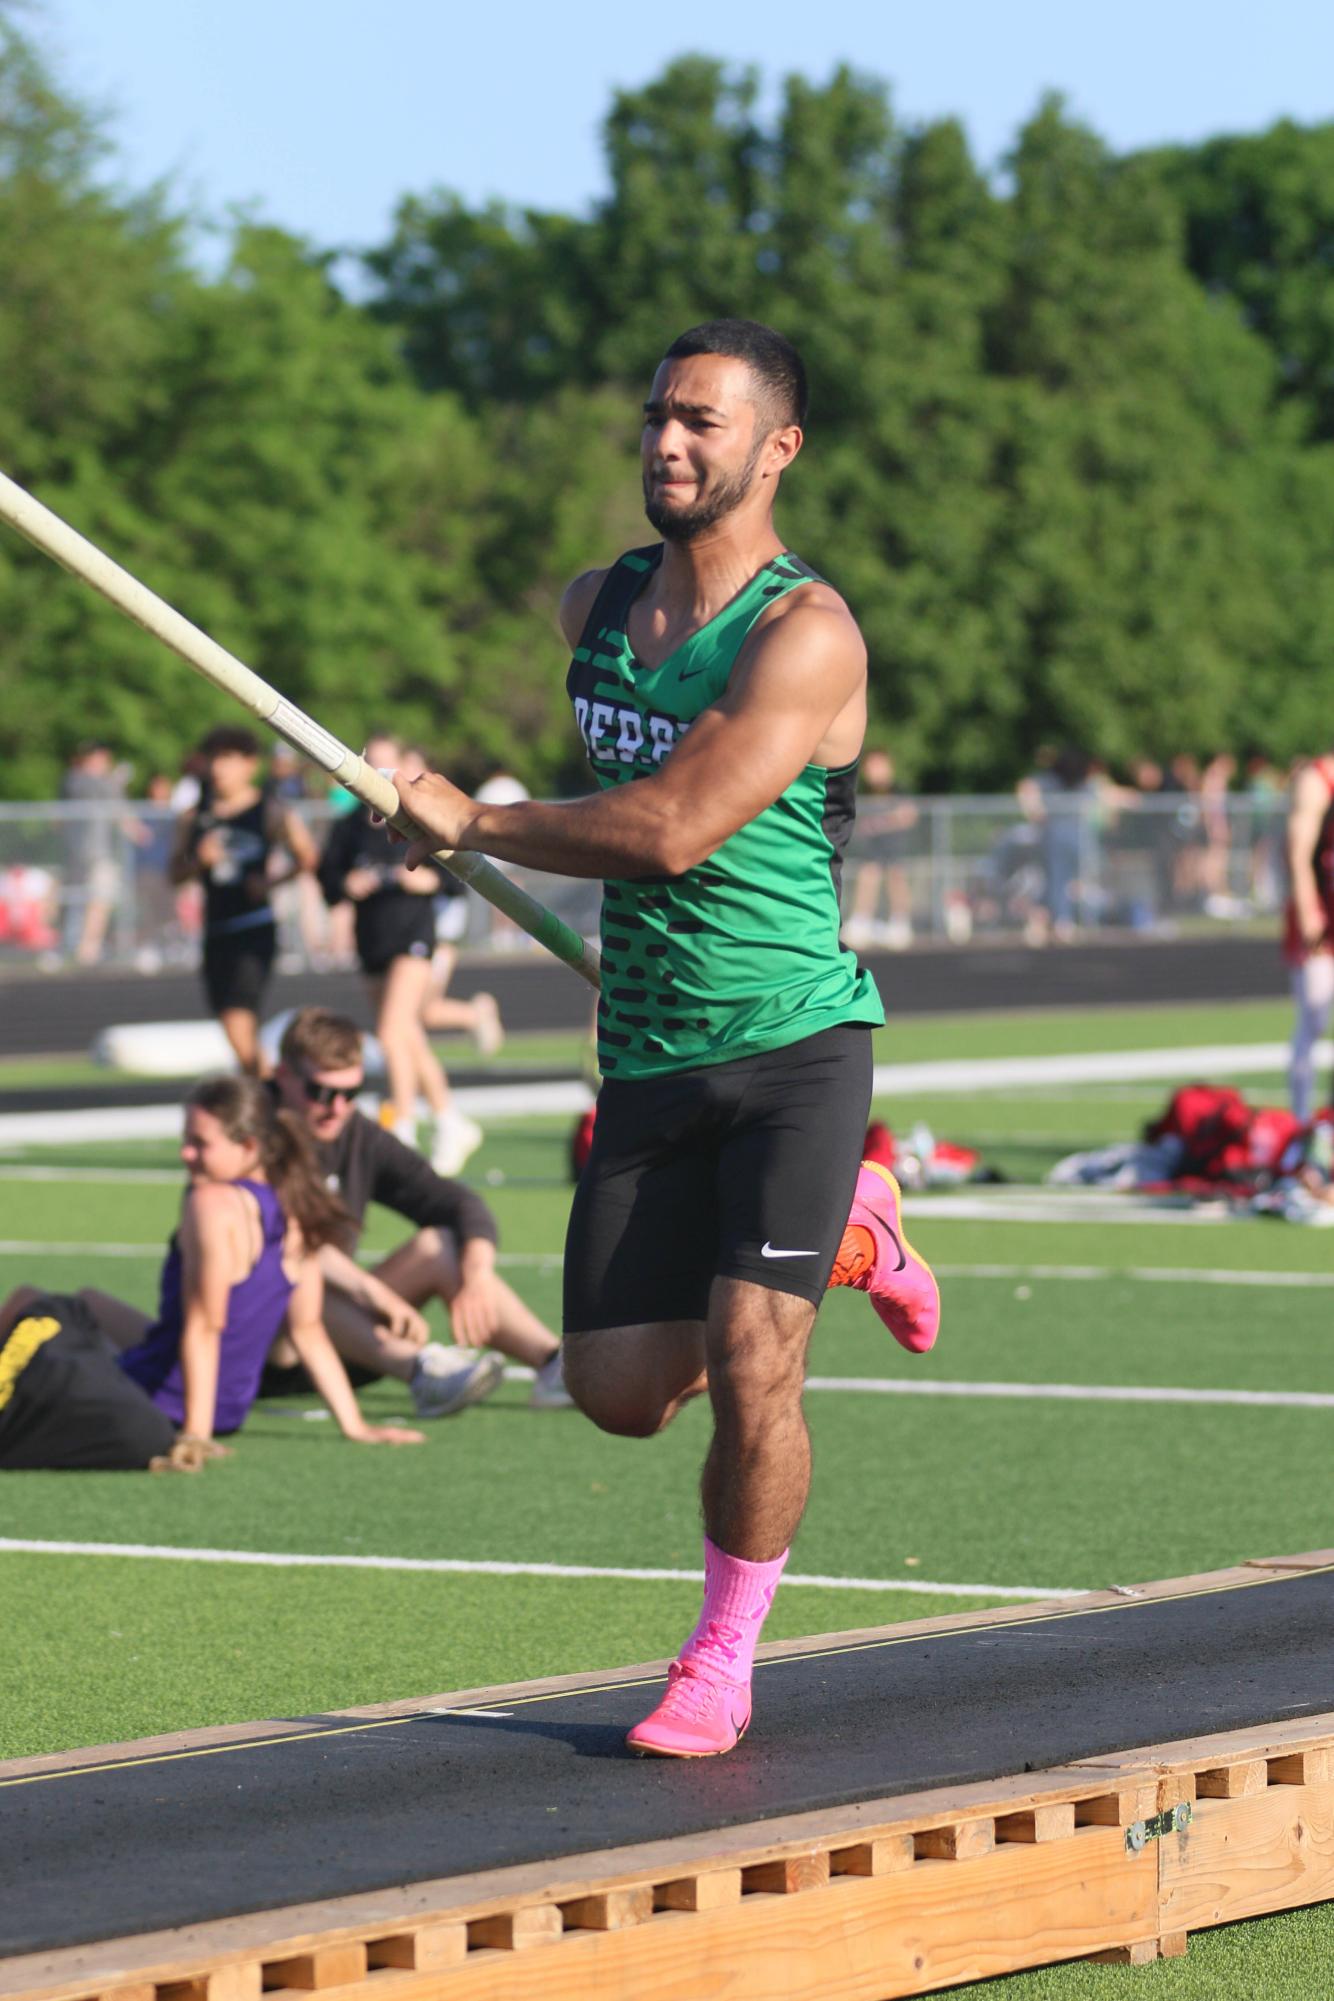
[{"xmin": 3, "ymin": 14, "xmax": 1334, "ymax": 799}]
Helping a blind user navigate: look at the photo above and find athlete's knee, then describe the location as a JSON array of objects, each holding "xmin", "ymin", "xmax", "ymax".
[
  {"xmin": 405, "ymin": 1227, "xmax": 461, "ymax": 1293},
  {"xmin": 560, "ymin": 1339, "xmax": 677, "ymax": 1437}
]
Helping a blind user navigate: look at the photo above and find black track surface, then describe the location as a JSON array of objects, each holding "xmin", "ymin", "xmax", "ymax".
[{"xmin": 6, "ymin": 1566, "xmax": 1334, "ymax": 1958}]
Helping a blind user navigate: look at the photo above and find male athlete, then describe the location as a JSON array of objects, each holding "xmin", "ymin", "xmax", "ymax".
[{"xmin": 393, "ymin": 319, "xmax": 938, "ymax": 1756}]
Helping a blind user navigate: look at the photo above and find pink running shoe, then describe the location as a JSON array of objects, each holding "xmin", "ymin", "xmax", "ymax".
[
  {"xmin": 626, "ymin": 1661, "xmax": 752, "ymax": 1759},
  {"xmin": 831, "ymin": 1160, "xmax": 941, "ymax": 1353}
]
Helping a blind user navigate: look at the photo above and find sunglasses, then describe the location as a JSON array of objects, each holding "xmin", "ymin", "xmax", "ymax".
[{"xmin": 302, "ymin": 1077, "xmax": 364, "ymax": 1108}]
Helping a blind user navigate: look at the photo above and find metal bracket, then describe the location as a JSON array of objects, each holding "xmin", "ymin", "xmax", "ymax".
[{"xmin": 1125, "ymin": 1803, "xmax": 1193, "ymax": 1852}]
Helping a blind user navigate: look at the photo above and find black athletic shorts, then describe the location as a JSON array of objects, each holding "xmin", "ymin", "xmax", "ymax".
[
  {"xmin": 563, "ymin": 1022, "xmax": 873, "ymax": 1332},
  {"xmin": 202, "ymin": 923, "xmax": 276, "ymax": 1016},
  {"xmin": 0, "ymin": 1293, "xmax": 175, "ymax": 1471},
  {"xmin": 355, "ymin": 898, "xmax": 436, "ymax": 978}
]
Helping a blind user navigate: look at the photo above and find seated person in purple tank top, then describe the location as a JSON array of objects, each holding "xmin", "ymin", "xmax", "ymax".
[{"xmin": 0, "ymin": 1077, "xmax": 424, "ymax": 1470}]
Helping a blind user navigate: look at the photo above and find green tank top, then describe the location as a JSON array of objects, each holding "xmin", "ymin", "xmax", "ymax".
[{"xmin": 566, "ymin": 544, "xmax": 884, "ymax": 1079}]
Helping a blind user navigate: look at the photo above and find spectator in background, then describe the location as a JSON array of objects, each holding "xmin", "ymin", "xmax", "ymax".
[
  {"xmin": 1016, "ymin": 745, "xmax": 1094, "ymax": 943},
  {"xmin": 171, "ymin": 727, "xmax": 317, "ymax": 1076},
  {"xmin": 1283, "ymin": 751, "xmax": 1334, "ymax": 1119},
  {"xmin": 396, "ymin": 747, "xmax": 504, "ymax": 1053},
  {"xmin": 0, "ymin": 1074, "xmax": 422, "ymax": 1470},
  {"xmin": 60, "ymin": 741, "xmax": 131, "ymax": 966},
  {"xmin": 1161, "ymin": 752, "xmax": 1206, "ymax": 910},
  {"xmin": 268, "ymin": 1007, "xmax": 568, "ymax": 1413},
  {"xmin": 128, "ymin": 774, "xmax": 179, "ymax": 969},
  {"xmin": 1198, "ymin": 752, "xmax": 1239, "ymax": 916},
  {"xmin": 265, "ymin": 745, "xmax": 326, "ymax": 969},
  {"xmin": 318, "ymin": 731, "xmax": 482, "ymax": 1174},
  {"xmin": 1244, "ymin": 752, "xmax": 1286, "ymax": 911},
  {"xmin": 844, "ymin": 748, "xmax": 918, "ymax": 949}
]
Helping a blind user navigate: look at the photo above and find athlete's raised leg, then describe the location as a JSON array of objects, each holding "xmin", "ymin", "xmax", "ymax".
[
  {"xmin": 828, "ymin": 1161, "xmax": 941, "ymax": 1352},
  {"xmin": 561, "ymin": 1319, "xmax": 707, "ymax": 1437}
]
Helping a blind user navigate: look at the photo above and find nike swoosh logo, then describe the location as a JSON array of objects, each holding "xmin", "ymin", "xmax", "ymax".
[{"xmin": 760, "ymin": 1242, "xmax": 819, "ymax": 1258}]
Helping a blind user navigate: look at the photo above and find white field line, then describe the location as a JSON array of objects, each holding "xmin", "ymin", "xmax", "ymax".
[
  {"xmin": 801, "ymin": 1376, "xmax": 1334, "ymax": 1410},
  {"xmin": 1, "ymin": 1243, "xmax": 1330, "ymax": 1293},
  {"xmin": 870, "ymin": 1041, "xmax": 1327, "ymax": 1096},
  {"xmin": 0, "ymin": 1039, "xmax": 1324, "ymax": 1154},
  {"xmin": 900, "ymin": 1194, "xmax": 1236, "ymax": 1224},
  {"xmin": 0, "ymin": 1538, "xmax": 1075, "ymax": 1601},
  {"xmin": 493, "ymin": 1362, "xmax": 1334, "ymax": 1410},
  {"xmin": 931, "ymin": 1262, "xmax": 1334, "ymax": 1288}
]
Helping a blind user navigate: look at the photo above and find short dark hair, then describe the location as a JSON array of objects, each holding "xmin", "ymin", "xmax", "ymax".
[
  {"xmin": 662, "ymin": 319, "xmax": 808, "ymax": 429},
  {"xmin": 198, "ymin": 724, "xmax": 261, "ymax": 760}
]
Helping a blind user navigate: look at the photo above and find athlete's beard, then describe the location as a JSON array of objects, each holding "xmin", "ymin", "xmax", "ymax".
[{"xmin": 643, "ymin": 435, "xmax": 766, "ymax": 542}]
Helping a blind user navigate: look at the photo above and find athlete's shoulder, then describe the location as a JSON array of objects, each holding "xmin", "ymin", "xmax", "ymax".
[
  {"xmin": 558, "ymin": 546, "xmax": 662, "ymax": 649},
  {"xmin": 750, "ymin": 568, "xmax": 866, "ymax": 669}
]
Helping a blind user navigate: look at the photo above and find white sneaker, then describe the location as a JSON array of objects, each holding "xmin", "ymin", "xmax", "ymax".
[
  {"xmin": 430, "ymin": 1109, "xmax": 484, "ymax": 1176},
  {"xmin": 410, "ymin": 1343, "xmax": 503, "ymax": 1419},
  {"xmin": 529, "ymin": 1348, "xmax": 574, "ymax": 1410}
]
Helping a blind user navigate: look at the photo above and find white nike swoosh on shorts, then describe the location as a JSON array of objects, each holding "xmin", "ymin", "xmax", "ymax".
[{"xmin": 760, "ymin": 1242, "xmax": 819, "ymax": 1258}]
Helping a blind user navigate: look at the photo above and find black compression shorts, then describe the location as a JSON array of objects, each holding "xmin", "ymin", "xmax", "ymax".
[
  {"xmin": 563, "ymin": 1022, "xmax": 873, "ymax": 1332},
  {"xmin": 355, "ymin": 899, "xmax": 436, "ymax": 978},
  {"xmin": 202, "ymin": 925, "xmax": 276, "ymax": 1016}
]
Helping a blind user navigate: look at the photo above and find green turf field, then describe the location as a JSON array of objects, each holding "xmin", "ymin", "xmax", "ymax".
[{"xmin": 2, "ymin": 994, "xmax": 1330, "ymax": 1998}]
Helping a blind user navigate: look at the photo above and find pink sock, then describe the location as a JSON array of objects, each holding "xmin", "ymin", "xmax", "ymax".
[{"xmin": 680, "ymin": 1537, "xmax": 789, "ymax": 1686}]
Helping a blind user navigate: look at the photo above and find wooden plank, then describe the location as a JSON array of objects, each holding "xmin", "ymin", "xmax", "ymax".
[
  {"xmin": 829, "ymin": 1837, "xmax": 916, "ymax": 1877},
  {"xmin": 915, "ymin": 1819, "xmax": 995, "ymax": 1861},
  {"xmin": 1087, "ymin": 1938, "xmax": 1160, "ymax": 1965},
  {"xmin": 1196, "ymin": 1760, "xmax": 1269, "ymax": 1799},
  {"xmin": 365, "ymin": 1927, "xmax": 466, "ymax": 1971},
  {"xmin": 210, "ymin": 1830, "xmax": 1154, "ymax": 2001},
  {"xmin": 1076, "ymin": 1786, "xmax": 1158, "ymax": 1828},
  {"xmin": 1247, "ymin": 1550, "xmax": 1334, "ymax": 1573},
  {"xmin": 1161, "ymin": 1779, "xmax": 1334, "ymax": 1933},
  {"xmin": 559, "ymin": 1889, "xmax": 653, "ymax": 1931},
  {"xmin": 741, "ymin": 1851, "xmax": 831, "ymax": 1895},
  {"xmin": 1269, "ymin": 1749, "xmax": 1330, "ymax": 1786},
  {"xmin": 654, "ymin": 1870, "xmax": 741, "ymax": 1912},
  {"xmin": 261, "ymin": 1945, "xmax": 367, "ymax": 1990},
  {"xmin": 466, "ymin": 1905, "xmax": 562, "ymax": 1951},
  {"xmin": 92, "ymin": 1988, "xmax": 155, "ymax": 2001},
  {"xmin": 159, "ymin": 1969, "xmax": 261, "ymax": 2001},
  {"xmin": 997, "ymin": 1804, "xmax": 1076, "ymax": 1845}
]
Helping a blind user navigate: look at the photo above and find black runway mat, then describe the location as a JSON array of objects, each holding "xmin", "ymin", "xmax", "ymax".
[{"xmin": 5, "ymin": 1566, "xmax": 1334, "ymax": 1959}]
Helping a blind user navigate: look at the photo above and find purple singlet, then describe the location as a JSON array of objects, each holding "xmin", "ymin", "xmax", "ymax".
[{"xmin": 119, "ymin": 1179, "xmax": 294, "ymax": 1434}]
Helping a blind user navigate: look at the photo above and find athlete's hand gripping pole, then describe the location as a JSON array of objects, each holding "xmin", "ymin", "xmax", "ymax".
[{"xmin": 0, "ymin": 468, "xmax": 601, "ymax": 990}]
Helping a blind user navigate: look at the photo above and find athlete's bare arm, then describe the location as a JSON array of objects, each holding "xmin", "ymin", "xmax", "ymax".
[
  {"xmin": 396, "ymin": 584, "xmax": 867, "ymax": 880},
  {"xmin": 1288, "ymin": 762, "xmax": 1332, "ymax": 948}
]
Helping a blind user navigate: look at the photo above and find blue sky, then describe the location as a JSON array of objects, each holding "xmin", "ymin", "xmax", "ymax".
[{"xmin": 37, "ymin": 0, "xmax": 1334, "ymax": 259}]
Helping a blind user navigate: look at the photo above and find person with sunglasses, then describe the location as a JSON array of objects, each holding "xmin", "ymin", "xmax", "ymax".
[{"xmin": 267, "ymin": 1007, "xmax": 568, "ymax": 1417}]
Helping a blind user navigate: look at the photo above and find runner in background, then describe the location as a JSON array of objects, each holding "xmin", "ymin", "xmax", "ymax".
[
  {"xmin": 171, "ymin": 726, "xmax": 317, "ymax": 1076},
  {"xmin": 318, "ymin": 732, "xmax": 482, "ymax": 1175}
]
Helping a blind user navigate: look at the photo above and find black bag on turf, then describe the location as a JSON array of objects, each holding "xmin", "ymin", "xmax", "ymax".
[{"xmin": 0, "ymin": 1292, "xmax": 175, "ymax": 1470}]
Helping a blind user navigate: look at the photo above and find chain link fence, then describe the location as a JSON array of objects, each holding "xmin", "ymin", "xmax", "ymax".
[{"xmin": 0, "ymin": 791, "xmax": 1290, "ymax": 975}]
